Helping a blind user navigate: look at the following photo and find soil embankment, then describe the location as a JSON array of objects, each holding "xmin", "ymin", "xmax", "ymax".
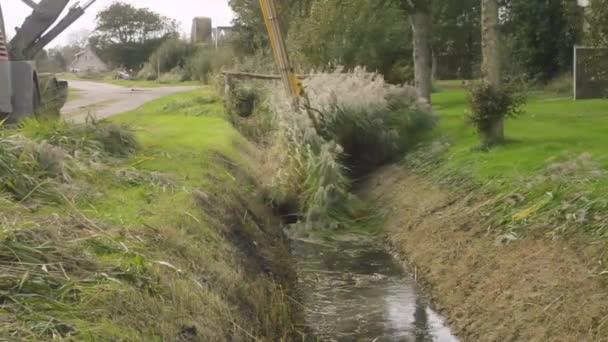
[{"xmin": 361, "ymin": 164, "xmax": 608, "ymax": 341}]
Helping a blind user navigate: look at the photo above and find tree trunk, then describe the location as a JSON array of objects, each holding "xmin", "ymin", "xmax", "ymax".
[
  {"xmin": 481, "ymin": 0, "xmax": 503, "ymax": 144},
  {"xmin": 410, "ymin": 10, "xmax": 432, "ymax": 104}
]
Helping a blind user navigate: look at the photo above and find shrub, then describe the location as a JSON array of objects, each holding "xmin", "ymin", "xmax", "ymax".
[
  {"xmin": 543, "ymin": 73, "xmax": 573, "ymax": 97},
  {"xmin": 467, "ymin": 82, "xmax": 525, "ymax": 146},
  {"xmin": 147, "ymin": 39, "xmax": 197, "ymax": 77},
  {"xmin": 186, "ymin": 49, "xmax": 213, "ymax": 83},
  {"xmin": 264, "ymin": 68, "xmax": 435, "ymax": 228},
  {"xmin": 137, "ymin": 63, "xmax": 158, "ymax": 81},
  {"xmin": 186, "ymin": 46, "xmax": 235, "ymax": 83},
  {"xmin": 228, "ymin": 84, "xmax": 258, "ymax": 118},
  {"xmin": 305, "ymin": 68, "xmax": 435, "ymax": 175},
  {"xmin": 158, "ymin": 71, "xmax": 184, "ymax": 84}
]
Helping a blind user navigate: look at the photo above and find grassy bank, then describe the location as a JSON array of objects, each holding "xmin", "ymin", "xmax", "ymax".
[
  {"xmin": 413, "ymin": 82, "xmax": 608, "ymax": 242},
  {"xmin": 0, "ymin": 89, "xmax": 298, "ymax": 340},
  {"xmin": 358, "ymin": 81, "xmax": 608, "ymax": 341}
]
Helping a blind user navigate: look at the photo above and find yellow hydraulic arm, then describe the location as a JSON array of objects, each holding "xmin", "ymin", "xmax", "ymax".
[{"xmin": 258, "ymin": 0, "xmax": 303, "ymax": 105}]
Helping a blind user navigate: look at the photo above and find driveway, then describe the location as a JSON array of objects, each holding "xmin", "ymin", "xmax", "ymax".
[{"xmin": 62, "ymin": 80, "xmax": 199, "ymax": 123}]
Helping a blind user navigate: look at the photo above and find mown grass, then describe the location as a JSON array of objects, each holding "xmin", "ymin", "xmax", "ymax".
[
  {"xmin": 412, "ymin": 81, "xmax": 608, "ymax": 242},
  {"xmin": 432, "ymin": 82, "xmax": 608, "ymax": 181},
  {"xmin": 0, "ymin": 89, "xmax": 297, "ymax": 340}
]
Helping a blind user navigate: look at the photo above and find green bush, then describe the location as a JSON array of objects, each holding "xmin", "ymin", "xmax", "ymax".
[
  {"xmin": 186, "ymin": 49, "xmax": 213, "ymax": 83},
  {"xmin": 186, "ymin": 46, "xmax": 235, "ymax": 83},
  {"xmin": 318, "ymin": 91, "xmax": 435, "ymax": 175},
  {"xmin": 147, "ymin": 39, "xmax": 197, "ymax": 77},
  {"xmin": 136, "ymin": 64, "xmax": 158, "ymax": 81},
  {"xmin": 228, "ymin": 84, "xmax": 258, "ymax": 118},
  {"xmin": 542, "ymin": 73, "xmax": 573, "ymax": 97},
  {"xmin": 467, "ymin": 82, "xmax": 525, "ymax": 145},
  {"xmin": 223, "ymin": 82, "xmax": 277, "ymax": 143},
  {"xmin": 265, "ymin": 69, "xmax": 435, "ymax": 229},
  {"xmin": 158, "ymin": 71, "xmax": 185, "ymax": 84}
]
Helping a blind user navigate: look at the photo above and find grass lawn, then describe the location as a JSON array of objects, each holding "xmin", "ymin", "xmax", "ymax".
[
  {"xmin": 432, "ymin": 82, "xmax": 608, "ymax": 182},
  {"xmin": 418, "ymin": 81, "xmax": 608, "ymax": 239}
]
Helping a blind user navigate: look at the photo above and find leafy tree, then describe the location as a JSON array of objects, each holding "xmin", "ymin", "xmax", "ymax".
[
  {"xmin": 53, "ymin": 30, "xmax": 91, "ymax": 69},
  {"xmin": 49, "ymin": 49, "xmax": 67, "ymax": 72},
  {"xmin": 588, "ymin": 0, "xmax": 608, "ymax": 46},
  {"xmin": 289, "ymin": 0, "xmax": 411, "ymax": 82},
  {"xmin": 430, "ymin": 0, "xmax": 481, "ymax": 79},
  {"xmin": 502, "ymin": 0, "xmax": 583, "ymax": 82},
  {"xmin": 34, "ymin": 49, "xmax": 67, "ymax": 73},
  {"xmin": 89, "ymin": 2, "xmax": 178, "ymax": 70},
  {"xmin": 228, "ymin": 0, "xmax": 307, "ymax": 56}
]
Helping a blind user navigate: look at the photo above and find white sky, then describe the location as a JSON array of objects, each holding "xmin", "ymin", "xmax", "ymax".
[{"xmin": 2, "ymin": 0, "xmax": 235, "ymax": 46}]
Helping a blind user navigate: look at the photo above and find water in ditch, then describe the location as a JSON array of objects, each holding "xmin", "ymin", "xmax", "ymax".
[{"xmin": 291, "ymin": 237, "xmax": 459, "ymax": 341}]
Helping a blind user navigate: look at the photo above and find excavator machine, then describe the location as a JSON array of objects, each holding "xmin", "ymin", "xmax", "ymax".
[{"xmin": 0, "ymin": 0, "xmax": 96, "ymax": 123}]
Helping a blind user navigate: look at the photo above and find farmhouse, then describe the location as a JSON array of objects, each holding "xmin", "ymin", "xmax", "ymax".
[{"xmin": 71, "ymin": 48, "xmax": 109, "ymax": 73}]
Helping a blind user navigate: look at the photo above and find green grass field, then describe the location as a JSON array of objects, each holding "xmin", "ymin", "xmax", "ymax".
[
  {"xmin": 433, "ymin": 82, "xmax": 608, "ymax": 181},
  {"xmin": 420, "ymin": 82, "xmax": 608, "ymax": 240}
]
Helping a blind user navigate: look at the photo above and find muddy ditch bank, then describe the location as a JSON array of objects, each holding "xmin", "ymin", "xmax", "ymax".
[{"xmin": 359, "ymin": 164, "xmax": 608, "ymax": 341}]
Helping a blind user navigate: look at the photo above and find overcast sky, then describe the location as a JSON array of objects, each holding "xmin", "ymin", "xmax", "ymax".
[{"xmin": 2, "ymin": 0, "xmax": 235, "ymax": 46}]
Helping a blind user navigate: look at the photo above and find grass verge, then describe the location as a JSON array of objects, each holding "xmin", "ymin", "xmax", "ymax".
[
  {"xmin": 0, "ymin": 89, "xmax": 299, "ymax": 340},
  {"xmin": 409, "ymin": 80, "xmax": 608, "ymax": 256}
]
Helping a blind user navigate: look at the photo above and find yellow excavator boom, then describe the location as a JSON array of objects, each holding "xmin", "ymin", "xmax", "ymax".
[{"xmin": 258, "ymin": 0, "xmax": 303, "ymax": 105}]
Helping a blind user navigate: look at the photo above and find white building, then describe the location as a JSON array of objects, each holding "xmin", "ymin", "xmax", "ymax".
[{"xmin": 71, "ymin": 48, "xmax": 109, "ymax": 73}]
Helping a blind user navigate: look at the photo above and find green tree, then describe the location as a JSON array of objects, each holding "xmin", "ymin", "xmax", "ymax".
[
  {"xmin": 588, "ymin": 0, "xmax": 608, "ymax": 46},
  {"xmin": 430, "ymin": 0, "xmax": 481, "ymax": 79},
  {"xmin": 49, "ymin": 49, "xmax": 67, "ymax": 72},
  {"xmin": 229, "ymin": 0, "xmax": 483, "ymax": 85},
  {"xmin": 34, "ymin": 49, "xmax": 67, "ymax": 72},
  {"xmin": 289, "ymin": 0, "xmax": 411, "ymax": 82},
  {"xmin": 502, "ymin": 0, "xmax": 583, "ymax": 82},
  {"xmin": 89, "ymin": 2, "xmax": 178, "ymax": 70}
]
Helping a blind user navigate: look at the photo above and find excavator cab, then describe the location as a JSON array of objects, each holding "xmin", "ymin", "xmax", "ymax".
[{"xmin": 0, "ymin": 0, "xmax": 95, "ymax": 123}]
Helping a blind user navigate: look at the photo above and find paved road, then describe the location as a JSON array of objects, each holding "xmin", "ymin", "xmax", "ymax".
[{"xmin": 62, "ymin": 80, "xmax": 199, "ymax": 122}]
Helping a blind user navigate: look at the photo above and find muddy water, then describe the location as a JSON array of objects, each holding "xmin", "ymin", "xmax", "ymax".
[{"xmin": 292, "ymin": 238, "xmax": 458, "ymax": 341}]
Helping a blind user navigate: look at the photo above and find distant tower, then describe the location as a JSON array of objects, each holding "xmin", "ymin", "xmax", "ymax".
[{"xmin": 191, "ymin": 17, "xmax": 212, "ymax": 44}]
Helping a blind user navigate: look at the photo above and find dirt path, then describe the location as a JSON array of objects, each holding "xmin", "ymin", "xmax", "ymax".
[{"xmin": 62, "ymin": 80, "xmax": 199, "ymax": 123}]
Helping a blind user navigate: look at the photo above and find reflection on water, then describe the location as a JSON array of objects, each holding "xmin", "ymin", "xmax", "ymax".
[{"xmin": 292, "ymin": 238, "xmax": 458, "ymax": 342}]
